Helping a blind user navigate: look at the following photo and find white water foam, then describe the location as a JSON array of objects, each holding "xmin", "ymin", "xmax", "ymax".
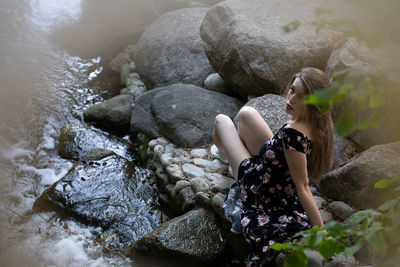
[{"xmin": 17, "ymin": 163, "xmax": 72, "ymax": 186}]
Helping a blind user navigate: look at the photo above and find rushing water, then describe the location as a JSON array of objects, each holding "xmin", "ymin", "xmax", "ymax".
[{"xmin": 0, "ymin": 0, "xmax": 221, "ymax": 266}]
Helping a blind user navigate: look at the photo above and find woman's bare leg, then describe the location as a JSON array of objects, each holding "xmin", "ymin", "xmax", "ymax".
[
  {"xmin": 237, "ymin": 106, "xmax": 273, "ymax": 156},
  {"xmin": 213, "ymin": 114, "xmax": 251, "ymax": 179}
]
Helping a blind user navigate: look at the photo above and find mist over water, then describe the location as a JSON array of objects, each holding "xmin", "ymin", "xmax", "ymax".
[{"xmin": 0, "ymin": 0, "xmax": 221, "ymax": 266}]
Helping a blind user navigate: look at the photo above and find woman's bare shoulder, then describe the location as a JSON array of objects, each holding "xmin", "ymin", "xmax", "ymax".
[{"xmin": 286, "ymin": 121, "xmax": 313, "ymax": 141}]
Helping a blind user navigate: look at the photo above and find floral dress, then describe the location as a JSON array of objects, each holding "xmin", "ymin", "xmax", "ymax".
[{"xmin": 224, "ymin": 123, "xmax": 313, "ymax": 266}]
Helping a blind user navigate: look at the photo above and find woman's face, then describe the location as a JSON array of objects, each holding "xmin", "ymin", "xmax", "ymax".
[{"xmin": 285, "ymin": 77, "xmax": 307, "ymax": 121}]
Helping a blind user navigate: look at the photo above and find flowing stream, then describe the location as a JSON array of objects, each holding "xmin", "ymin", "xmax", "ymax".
[{"xmin": 0, "ymin": 1, "xmax": 220, "ymax": 266}]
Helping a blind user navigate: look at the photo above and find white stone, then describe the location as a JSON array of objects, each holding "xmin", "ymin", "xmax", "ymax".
[
  {"xmin": 320, "ymin": 210, "xmax": 333, "ymax": 224},
  {"xmin": 206, "ymin": 159, "xmax": 229, "ymax": 171},
  {"xmin": 313, "ymin": 195, "xmax": 327, "ymax": 209},
  {"xmin": 173, "ymin": 148, "xmax": 190, "ymax": 157},
  {"xmin": 166, "ymin": 164, "xmax": 184, "ymax": 183},
  {"xmin": 164, "ymin": 144, "xmax": 174, "ymax": 154},
  {"xmin": 182, "ymin": 163, "xmax": 205, "ymax": 178},
  {"xmin": 148, "ymin": 139, "xmax": 158, "ymax": 149},
  {"xmin": 156, "ymin": 137, "xmax": 169, "ymax": 145},
  {"xmin": 190, "ymin": 148, "xmax": 208, "ymax": 158},
  {"xmin": 193, "ymin": 158, "xmax": 213, "ymax": 167},
  {"xmin": 172, "ymin": 155, "xmax": 192, "ymax": 164},
  {"xmin": 153, "ymin": 144, "xmax": 165, "ymax": 159},
  {"xmin": 204, "ymin": 173, "xmax": 236, "ymax": 192},
  {"xmin": 190, "ymin": 177, "xmax": 209, "ymax": 193},
  {"xmin": 160, "ymin": 153, "xmax": 173, "ymax": 167}
]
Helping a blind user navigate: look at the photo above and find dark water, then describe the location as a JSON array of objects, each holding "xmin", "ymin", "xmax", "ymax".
[{"xmin": 0, "ymin": 0, "xmax": 220, "ymax": 266}]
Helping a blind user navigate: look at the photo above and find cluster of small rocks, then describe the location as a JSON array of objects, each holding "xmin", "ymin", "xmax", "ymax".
[
  {"xmin": 139, "ymin": 135, "xmax": 236, "ymax": 217},
  {"xmin": 138, "ymin": 134, "xmax": 357, "ymax": 225}
]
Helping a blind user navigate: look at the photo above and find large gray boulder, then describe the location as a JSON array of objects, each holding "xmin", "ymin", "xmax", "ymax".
[
  {"xmin": 130, "ymin": 87, "xmax": 174, "ymax": 139},
  {"xmin": 33, "ymin": 151, "xmax": 161, "ymax": 245},
  {"xmin": 133, "ymin": 8, "xmax": 214, "ymax": 89},
  {"xmin": 150, "ymin": 84, "xmax": 242, "ymax": 147},
  {"xmin": 325, "ymin": 38, "xmax": 400, "ymax": 150},
  {"xmin": 200, "ymin": 0, "xmax": 345, "ymax": 98},
  {"xmin": 84, "ymin": 94, "xmax": 134, "ymax": 131},
  {"xmin": 58, "ymin": 124, "xmax": 132, "ymax": 160},
  {"xmin": 325, "ymin": 38, "xmax": 380, "ymax": 79},
  {"xmin": 318, "ymin": 141, "xmax": 400, "ymax": 209},
  {"xmin": 126, "ymin": 208, "xmax": 224, "ymax": 262},
  {"xmin": 233, "ymin": 94, "xmax": 291, "ymax": 134}
]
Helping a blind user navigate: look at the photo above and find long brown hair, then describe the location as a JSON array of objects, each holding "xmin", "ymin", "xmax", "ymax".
[{"xmin": 283, "ymin": 67, "xmax": 334, "ymax": 184}]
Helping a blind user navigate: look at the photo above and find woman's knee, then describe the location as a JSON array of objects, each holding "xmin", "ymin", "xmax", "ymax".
[
  {"xmin": 214, "ymin": 114, "xmax": 233, "ymax": 128},
  {"xmin": 238, "ymin": 106, "xmax": 258, "ymax": 124}
]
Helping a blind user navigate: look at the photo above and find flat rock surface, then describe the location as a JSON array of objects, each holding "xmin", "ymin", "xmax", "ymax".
[
  {"xmin": 84, "ymin": 94, "xmax": 134, "ymax": 131},
  {"xmin": 318, "ymin": 141, "xmax": 400, "ymax": 209},
  {"xmin": 151, "ymin": 84, "xmax": 242, "ymax": 147},
  {"xmin": 129, "ymin": 208, "xmax": 224, "ymax": 262},
  {"xmin": 33, "ymin": 152, "xmax": 161, "ymax": 245}
]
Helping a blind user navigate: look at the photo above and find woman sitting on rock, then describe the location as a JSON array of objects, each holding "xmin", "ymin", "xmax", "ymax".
[{"xmin": 212, "ymin": 67, "xmax": 334, "ymax": 266}]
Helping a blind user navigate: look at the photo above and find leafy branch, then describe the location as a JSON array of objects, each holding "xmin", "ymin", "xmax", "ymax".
[{"xmin": 270, "ymin": 174, "xmax": 400, "ymax": 267}]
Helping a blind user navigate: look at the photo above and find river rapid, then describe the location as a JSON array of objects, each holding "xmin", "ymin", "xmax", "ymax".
[{"xmin": 0, "ymin": 0, "xmax": 220, "ymax": 266}]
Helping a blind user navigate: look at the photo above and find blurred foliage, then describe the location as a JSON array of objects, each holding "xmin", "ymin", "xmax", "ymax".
[
  {"xmin": 304, "ymin": 68, "xmax": 389, "ymax": 137},
  {"xmin": 272, "ymin": 1, "xmax": 400, "ymax": 266},
  {"xmin": 271, "ymin": 174, "xmax": 400, "ymax": 267}
]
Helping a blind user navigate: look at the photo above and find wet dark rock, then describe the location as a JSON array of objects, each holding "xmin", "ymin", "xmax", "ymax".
[
  {"xmin": 84, "ymin": 94, "xmax": 134, "ymax": 131},
  {"xmin": 126, "ymin": 208, "xmax": 224, "ymax": 262},
  {"xmin": 200, "ymin": 0, "xmax": 345, "ymax": 97},
  {"xmin": 130, "ymin": 86, "xmax": 178, "ymax": 139},
  {"xmin": 58, "ymin": 124, "xmax": 132, "ymax": 161},
  {"xmin": 133, "ymin": 8, "xmax": 214, "ymax": 88},
  {"xmin": 318, "ymin": 141, "xmax": 400, "ymax": 209},
  {"xmin": 33, "ymin": 152, "xmax": 161, "ymax": 245},
  {"xmin": 82, "ymin": 148, "xmax": 114, "ymax": 161},
  {"xmin": 151, "ymin": 84, "xmax": 242, "ymax": 147}
]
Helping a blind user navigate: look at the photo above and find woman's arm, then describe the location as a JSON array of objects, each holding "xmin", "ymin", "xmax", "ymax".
[{"xmin": 284, "ymin": 150, "xmax": 323, "ymax": 226}]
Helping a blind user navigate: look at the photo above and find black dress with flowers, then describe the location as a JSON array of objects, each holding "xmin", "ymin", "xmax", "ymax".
[{"xmin": 224, "ymin": 123, "xmax": 313, "ymax": 266}]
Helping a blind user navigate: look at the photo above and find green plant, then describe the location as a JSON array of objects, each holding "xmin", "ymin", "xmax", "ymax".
[
  {"xmin": 304, "ymin": 68, "xmax": 388, "ymax": 137},
  {"xmin": 270, "ymin": 174, "xmax": 400, "ymax": 267}
]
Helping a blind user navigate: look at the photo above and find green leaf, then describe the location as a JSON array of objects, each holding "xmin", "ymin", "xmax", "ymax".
[
  {"xmin": 308, "ymin": 231, "xmax": 324, "ymax": 248},
  {"xmin": 335, "ymin": 107, "xmax": 356, "ymax": 137},
  {"xmin": 344, "ymin": 237, "xmax": 365, "ymax": 256},
  {"xmin": 324, "ymin": 222, "xmax": 346, "ymax": 237},
  {"xmin": 375, "ymin": 179, "xmax": 397, "ymax": 189},
  {"xmin": 378, "ymin": 198, "xmax": 400, "ymax": 212},
  {"xmin": 318, "ymin": 239, "xmax": 344, "ymax": 259},
  {"xmin": 360, "ymin": 217, "xmax": 371, "ymax": 231},
  {"xmin": 269, "ymin": 242, "xmax": 294, "ymax": 251},
  {"xmin": 284, "ymin": 250, "xmax": 308, "ymax": 267},
  {"xmin": 349, "ymin": 210, "xmax": 373, "ymax": 226},
  {"xmin": 283, "ymin": 20, "xmax": 301, "ymax": 33}
]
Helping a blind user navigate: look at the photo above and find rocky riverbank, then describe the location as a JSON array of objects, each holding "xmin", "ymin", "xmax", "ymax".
[{"xmin": 33, "ymin": 0, "xmax": 400, "ymax": 266}]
